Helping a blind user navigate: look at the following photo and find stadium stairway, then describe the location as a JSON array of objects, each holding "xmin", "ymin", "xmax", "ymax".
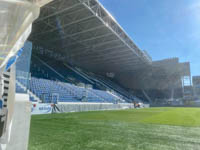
[
  {"xmin": 16, "ymin": 79, "xmax": 40, "ymax": 102},
  {"xmin": 30, "ymin": 55, "xmax": 142, "ymax": 103},
  {"xmin": 32, "ymin": 55, "xmax": 91, "ymax": 85},
  {"xmin": 63, "ymin": 63, "xmax": 134, "ymax": 102},
  {"xmin": 58, "ymin": 82, "xmax": 107, "ymax": 103},
  {"xmin": 29, "ymin": 78, "xmax": 80, "ymax": 103},
  {"xmin": 31, "ymin": 55, "xmax": 67, "ymax": 82},
  {"xmin": 19, "ymin": 77, "xmax": 120, "ymax": 103},
  {"xmin": 63, "ymin": 63, "xmax": 95, "ymax": 85},
  {"xmin": 142, "ymin": 89, "xmax": 152, "ymax": 103}
]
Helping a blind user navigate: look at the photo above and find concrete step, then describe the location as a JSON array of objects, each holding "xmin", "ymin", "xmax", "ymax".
[{"xmin": 16, "ymin": 80, "xmax": 41, "ymax": 102}]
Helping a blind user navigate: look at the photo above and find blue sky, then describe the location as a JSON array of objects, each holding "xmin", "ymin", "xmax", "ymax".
[{"xmin": 99, "ymin": 0, "xmax": 200, "ymax": 76}]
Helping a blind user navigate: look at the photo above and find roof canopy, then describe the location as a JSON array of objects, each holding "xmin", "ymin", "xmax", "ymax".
[
  {"xmin": 29, "ymin": 0, "xmax": 191, "ymax": 91},
  {"xmin": 30, "ymin": 0, "xmax": 152, "ymax": 74}
]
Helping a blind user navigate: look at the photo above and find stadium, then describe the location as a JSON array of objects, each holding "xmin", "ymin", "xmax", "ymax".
[{"xmin": 0, "ymin": 0, "xmax": 200, "ymax": 150}]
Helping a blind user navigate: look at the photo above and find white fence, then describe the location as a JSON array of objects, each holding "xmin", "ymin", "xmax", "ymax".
[{"xmin": 53, "ymin": 103, "xmax": 135, "ymax": 113}]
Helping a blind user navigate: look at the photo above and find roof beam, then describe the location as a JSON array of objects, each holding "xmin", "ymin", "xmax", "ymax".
[
  {"xmin": 62, "ymin": 39, "xmax": 120, "ymax": 51},
  {"xmin": 79, "ymin": 0, "xmax": 151, "ymax": 64},
  {"xmin": 33, "ymin": 14, "xmax": 95, "ymax": 37},
  {"xmin": 71, "ymin": 48, "xmax": 130, "ymax": 60},
  {"xmin": 32, "ymin": 23, "xmax": 105, "ymax": 44},
  {"xmin": 36, "ymin": 2, "xmax": 82, "ymax": 22},
  {"xmin": 68, "ymin": 43, "xmax": 125, "ymax": 57},
  {"xmin": 36, "ymin": 0, "xmax": 82, "ymax": 22},
  {"xmin": 33, "ymin": 7, "xmax": 89, "ymax": 34},
  {"xmin": 51, "ymin": 32, "xmax": 114, "ymax": 47},
  {"xmin": 77, "ymin": 54, "xmax": 139, "ymax": 65},
  {"xmin": 84, "ymin": 62, "xmax": 145, "ymax": 73},
  {"xmin": 74, "ymin": 50, "xmax": 134, "ymax": 62},
  {"xmin": 79, "ymin": 58, "xmax": 141, "ymax": 67}
]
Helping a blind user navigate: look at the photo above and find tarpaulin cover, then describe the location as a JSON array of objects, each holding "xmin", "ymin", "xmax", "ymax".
[{"xmin": 0, "ymin": 0, "xmax": 52, "ymax": 74}]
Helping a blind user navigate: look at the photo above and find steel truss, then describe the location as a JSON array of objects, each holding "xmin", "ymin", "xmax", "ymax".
[
  {"xmin": 79, "ymin": 57, "xmax": 140, "ymax": 66},
  {"xmin": 71, "ymin": 48, "xmax": 131, "ymax": 61},
  {"xmin": 30, "ymin": 0, "xmax": 152, "ymax": 75},
  {"xmin": 79, "ymin": 0, "xmax": 152, "ymax": 64},
  {"xmin": 75, "ymin": 52, "xmax": 137, "ymax": 64}
]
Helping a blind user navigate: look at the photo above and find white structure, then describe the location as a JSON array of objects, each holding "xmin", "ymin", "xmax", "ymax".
[{"xmin": 0, "ymin": 0, "xmax": 52, "ymax": 149}]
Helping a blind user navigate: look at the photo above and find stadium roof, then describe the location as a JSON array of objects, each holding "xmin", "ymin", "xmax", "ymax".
[
  {"xmin": 114, "ymin": 57, "xmax": 191, "ymax": 90},
  {"xmin": 29, "ymin": 0, "xmax": 152, "ymax": 74}
]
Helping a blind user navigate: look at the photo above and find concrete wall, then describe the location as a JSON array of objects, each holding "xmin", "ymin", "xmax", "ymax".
[{"xmin": 6, "ymin": 94, "xmax": 31, "ymax": 150}]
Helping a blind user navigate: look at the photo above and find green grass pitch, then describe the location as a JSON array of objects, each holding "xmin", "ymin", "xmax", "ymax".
[{"xmin": 28, "ymin": 107, "xmax": 200, "ymax": 150}]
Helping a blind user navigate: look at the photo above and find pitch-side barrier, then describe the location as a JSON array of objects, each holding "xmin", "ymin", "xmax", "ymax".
[{"xmin": 31, "ymin": 102, "xmax": 150, "ymax": 115}]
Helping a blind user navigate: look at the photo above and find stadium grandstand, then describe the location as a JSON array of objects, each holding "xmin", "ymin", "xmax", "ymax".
[
  {"xmin": 1, "ymin": 0, "xmax": 200, "ymax": 149},
  {"xmin": 13, "ymin": 0, "xmax": 192, "ymax": 106},
  {"xmin": 193, "ymin": 76, "xmax": 200, "ymax": 100}
]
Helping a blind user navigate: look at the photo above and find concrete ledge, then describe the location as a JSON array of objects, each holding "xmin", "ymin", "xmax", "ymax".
[{"xmin": 6, "ymin": 94, "xmax": 31, "ymax": 150}]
